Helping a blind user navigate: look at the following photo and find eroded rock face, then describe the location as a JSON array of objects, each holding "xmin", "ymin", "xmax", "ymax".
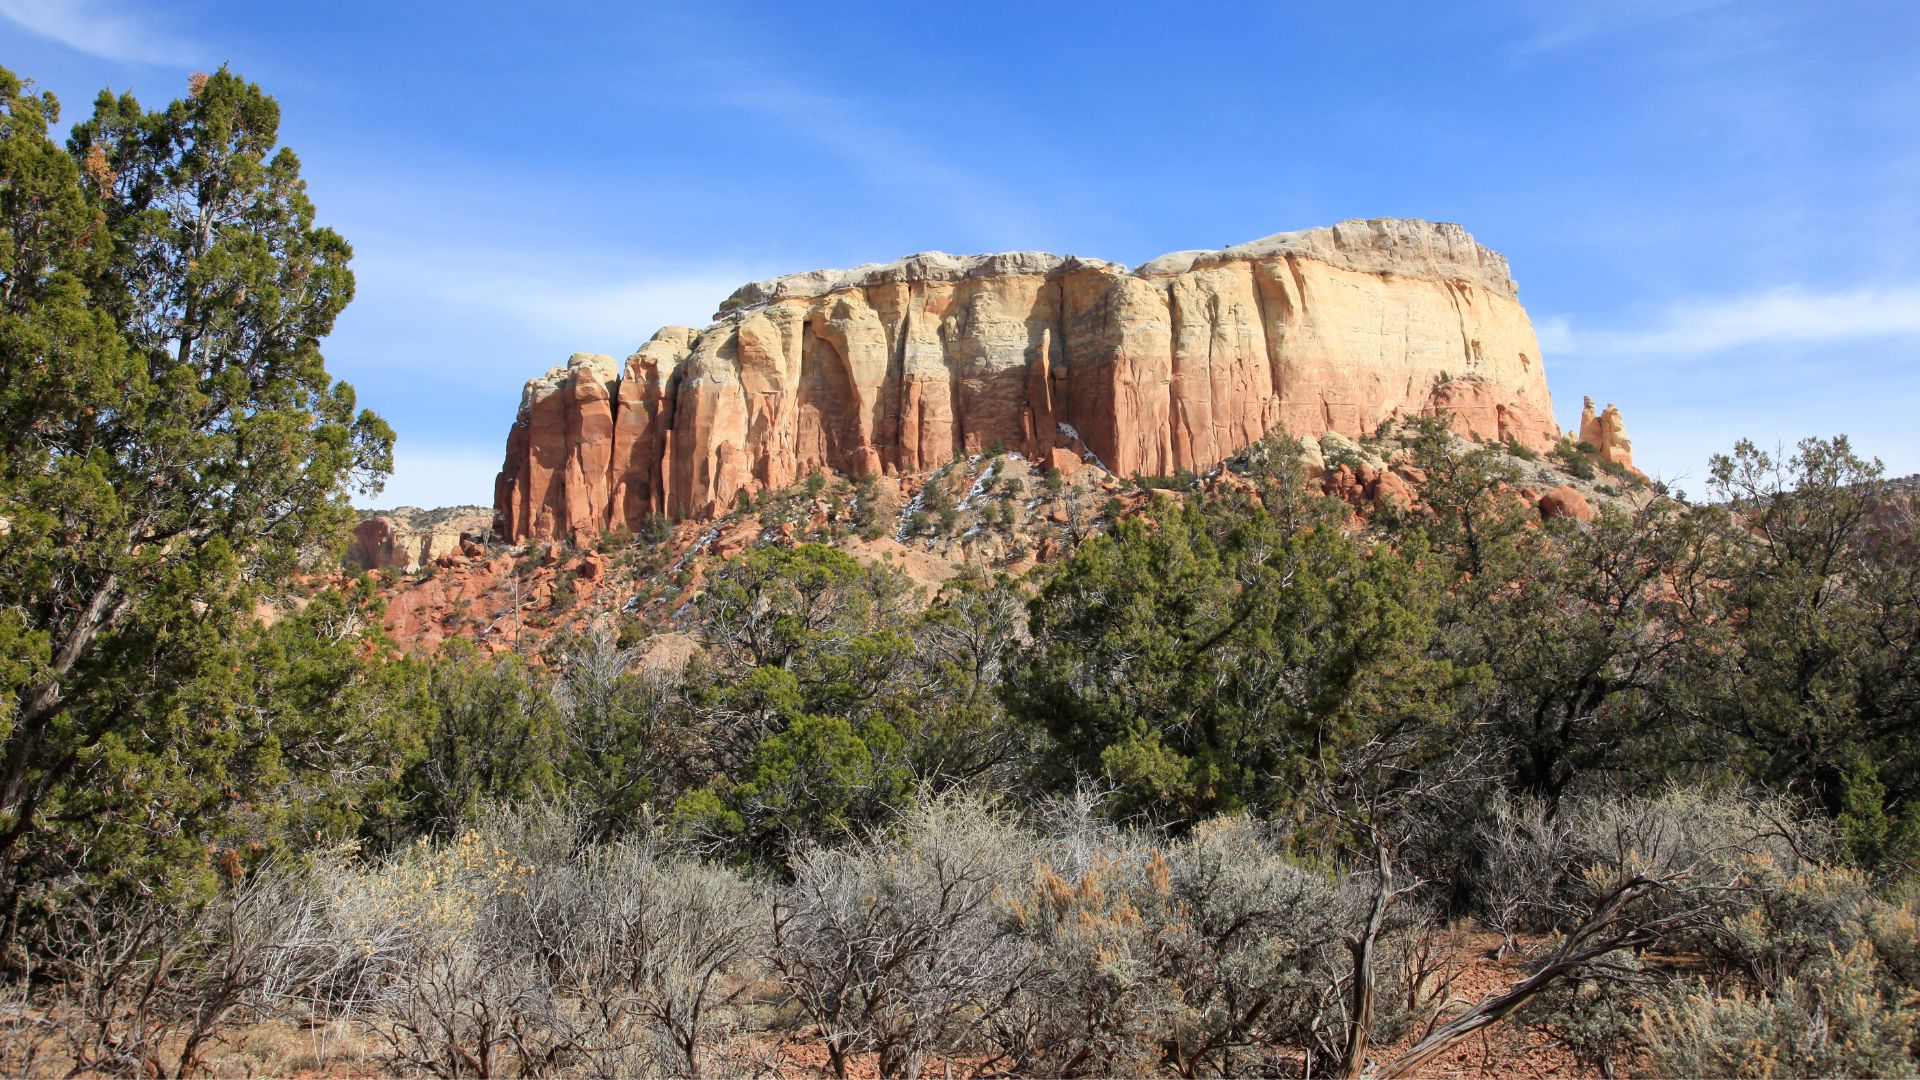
[
  {"xmin": 1579, "ymin": 397, "xmax": 1638, "ymax": 474},
  {"xmin": 495, "ymin": 218, "xmax": 1566, "ymax": 541},
  {"xmin": 347, "ymin": 506, "xmax": 493, "ymax": 572}
]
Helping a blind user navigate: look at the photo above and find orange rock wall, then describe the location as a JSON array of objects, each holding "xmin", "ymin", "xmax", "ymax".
[
  {"xmin": 347, "ymin": 507, "xmax": 492, "ymax": 571},
  {"xmin": 1579, "ymin": 396, "xmax": 1638, "ymax": 474},
  {"xmin": 495, "ymin": 218, "xmax": 1562, "ymax": 541}
]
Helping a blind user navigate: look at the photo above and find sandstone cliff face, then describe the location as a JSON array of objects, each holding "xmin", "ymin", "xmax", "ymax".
[
  {"xmin": 496, "ymin": 218, "xmax": 1564, "ymax": 541},
  {"xmin": 1579, "ymin": 396, "xmax": 1638, "ymax": 474},
  {"xmin": 348, "ymin": 506, "xmax": 492, "ymax": 572}
]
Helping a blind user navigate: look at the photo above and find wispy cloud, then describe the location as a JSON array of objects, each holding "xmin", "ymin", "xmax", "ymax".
[
  {"xmin": 441, "ymin": 271, "xmax": 756, "ymax": 351},
  {"xmin": 719, "ymin": 83, "xmax": 1050, "ymax": 246},
  {"xmin": 1540, "ymin": 282, "xmax": 1920, "ymax": 359},
  {"xmin": 651, "ymin": 8, "xmax": 1052, "ymax": 248},
  {"xmin": 351, "ymin": 246, "xmax": 764, "ymax": 353},
  {"xmin": 1513, "ymin": 0, "xmax": 1739, "ymax": 55},
  {"xmin": 0, "ymin": 0, "xmax": 198, "ymax": 66},
  {"xmin": 358, "ymin": 441, "xmax": 500, "ymax": 511}
]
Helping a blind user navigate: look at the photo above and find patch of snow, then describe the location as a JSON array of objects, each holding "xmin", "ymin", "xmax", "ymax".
[
  {"xmin": 894, "ymin": 487, "xmax": 927, "ymax": 542},
  {"xmin": 669, "ymin": 526, "xmax": 721, "ymax": 573},
  {"xmin": 957, "ymin": 464, "xmax": 996, "ymax": 512}
]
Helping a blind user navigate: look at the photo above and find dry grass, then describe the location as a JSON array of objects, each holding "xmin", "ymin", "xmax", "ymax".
[{"xmin": 0, "ymin": 1013, "xmax": 389, "ymax": 1079}]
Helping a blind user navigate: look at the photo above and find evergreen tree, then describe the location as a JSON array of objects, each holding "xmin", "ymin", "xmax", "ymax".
[
  {"xmin": 1007, "ymin": 499, "xmax": 1472, "ymax": 822},
  {"xmin": 1690, "ymin": 437, "xmax": 1920, "ymax": 861},
  {"xmin": 0, "ymin": 66, "xmax": 391, "ymax": 947}
]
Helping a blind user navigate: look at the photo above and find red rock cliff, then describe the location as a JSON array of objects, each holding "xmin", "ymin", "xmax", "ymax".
[{"xmin": 496, "ymin": 218, "xmax": 1564, "ymax": 541}]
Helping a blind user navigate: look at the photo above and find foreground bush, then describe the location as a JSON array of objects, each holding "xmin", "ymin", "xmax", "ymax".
[
  {"xmin": 1000, "ymin": 810, "xmax": 1377, "ymax": 1077},
  {"xmin": 314, "ymin": 805, "xmax": 773, "ymax": 1078},
  {"xmin": 1645, "ymin": 943, "xmax": 1920, "ymax": 1079},
  {"xmin": 773, "ymin": 794, "xmax": 1034, "ymax": 1079},
  {"xmin": 7, "ymin": 787, "xmax": 1914, "ymax": 1077}
]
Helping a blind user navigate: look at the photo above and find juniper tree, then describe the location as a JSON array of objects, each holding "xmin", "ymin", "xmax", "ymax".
[
  {"xmin": 0, "ymin": 66, "xmax": 391, "ymax": 948},
  {"xmin": 1688, "ymin": 436, "xmax": 1920, "ymax": 862},
  {"xmin": 1007, "ymin": 499, "xmax": 1473, "ymax": 823}
]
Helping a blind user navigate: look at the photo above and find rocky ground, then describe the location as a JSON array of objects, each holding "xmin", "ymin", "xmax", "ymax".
[{"xmin": 340, "ymin": 429, "xmax": 1654, "ymax": 658}]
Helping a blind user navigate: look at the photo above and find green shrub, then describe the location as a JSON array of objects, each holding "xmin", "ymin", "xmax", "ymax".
[
  {"xmin": 673, "ymin": 714, "xmax": 912, "ymax": 865},
  {"xmin": 550, "ymin": 573, "xmax": 578, "ymax": 614},
  {"xmin": 1551, "ymin": 438, "xmax": 1597, "ymax": 480},
  {"xmin": 638, "ymin": 513, "xmax": 673, "ymax": 544}
]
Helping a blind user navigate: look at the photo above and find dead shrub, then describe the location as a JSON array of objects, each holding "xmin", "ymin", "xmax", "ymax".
[{"xmin": 771, "ymin": 792, "xmax": 1036, "ymax": 1080}]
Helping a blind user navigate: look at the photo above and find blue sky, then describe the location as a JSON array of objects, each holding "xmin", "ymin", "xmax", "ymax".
[{"xmin": 4, "ymin": 0, "xmax": 1917, "ymax": 506}]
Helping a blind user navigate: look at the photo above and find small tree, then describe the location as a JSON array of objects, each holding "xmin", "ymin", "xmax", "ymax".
[
  {"xmin": 1689, "ymin": 436, "xmax": 1920, "ymax": 862},
  {"xmin": 550, "ymin": 622, "xmax": 685, "ymax": 838}
]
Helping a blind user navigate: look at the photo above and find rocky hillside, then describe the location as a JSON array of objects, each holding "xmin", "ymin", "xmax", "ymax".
[
  {"xmin": 494, "ymin": 218, "xmax": 1606, "ymax": 543},
  {"xmin": 370, "ymin": 426, "xmax": 1650, "ymax": 655}
]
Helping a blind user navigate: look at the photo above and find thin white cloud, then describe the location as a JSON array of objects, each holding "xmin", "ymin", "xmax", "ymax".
[
  {"xmin": 721, "ymin": 83, "xmax": 1050, "ymax": 245},
  {"xmin": 1542, "ymin": 283, "xmax": 1920, "ymax": 359},
  {"xmin": 489, "ymin": 273, "xmax": 753, "ymax": 351},
  {"xmin": 1513, "ymin": 0, "xmax": 1738, "ymax": 54},
  {"xmin": 357, "ymin": 442, "xmax": 500, "ymax": 512},
  {"xmin": 0, "ymin": 0, "xmax": 198, "ymax": 66},
  {"xmin": 352, "ymin": 246, "xmax": 764, "ymax": 354},
  {"xmin": 660, "ymin": 11, "xmax": 1053, "ymax": 247}
]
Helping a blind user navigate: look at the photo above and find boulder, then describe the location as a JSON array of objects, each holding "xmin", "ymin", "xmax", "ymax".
[
  {"xmin": 1323, "ymin": 464, "xmax": 1417, "ymax": 514},
  {"xmin": 1538, "ymin": 485, "xmax": 1593, "ymax": 522},
  {"xmin": 347, "ymin": 506, "xmax": 492, "ymax": 572}
]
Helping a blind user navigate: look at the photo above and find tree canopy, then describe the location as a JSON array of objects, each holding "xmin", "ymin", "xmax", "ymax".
[{"xmin": 0, "ymin": 66, "xmax": 391, "ymax": 947}]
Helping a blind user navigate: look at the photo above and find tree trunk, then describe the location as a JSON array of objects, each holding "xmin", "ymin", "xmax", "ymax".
[{"xmin": 1340, "ymin": 840, "xmax": 1393, "ymax": 1079}]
